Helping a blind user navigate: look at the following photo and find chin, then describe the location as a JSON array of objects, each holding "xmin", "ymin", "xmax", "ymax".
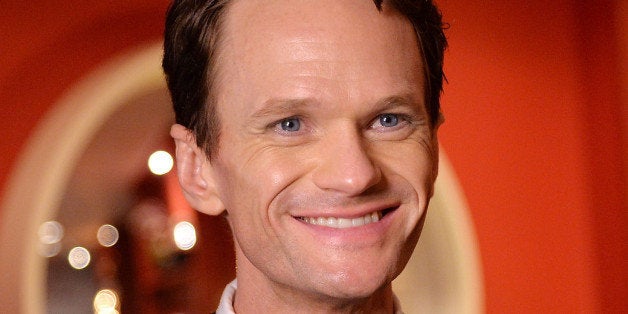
[{"xmin": 314, "ymin": 265, "xmax": 397, "ymax": 301}]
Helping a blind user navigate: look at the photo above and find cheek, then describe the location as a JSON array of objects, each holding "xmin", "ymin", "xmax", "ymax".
[
  {"xmin": 378, "ymin": 142, "xmax": 436, "ymax": 186},
  {"xmin": 215, "ymin": 146, "xmax": 310, "ymax": 216}
]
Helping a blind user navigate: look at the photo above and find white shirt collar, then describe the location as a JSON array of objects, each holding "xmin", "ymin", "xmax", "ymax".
[
  {"xmin": 216, "ymin": 279, "xmax": 405, "ymax": 314},
  {"xmin": 216, "ymin": 279, "xmax": 238, "ymax": 314}
]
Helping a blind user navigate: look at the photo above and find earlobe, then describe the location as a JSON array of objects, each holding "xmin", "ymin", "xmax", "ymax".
[{"xmin": 170, "ymin": 124, "xmax": 225, "ymax": 216}]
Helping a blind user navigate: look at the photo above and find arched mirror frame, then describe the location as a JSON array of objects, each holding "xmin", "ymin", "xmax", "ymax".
[{"xmin": 0, "ymin": 43, "xmax": 484, "ymax": 314}]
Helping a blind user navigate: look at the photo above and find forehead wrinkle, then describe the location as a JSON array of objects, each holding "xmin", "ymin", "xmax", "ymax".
[
  {"xmin": 277, "ymin": 60, "xmax": 342, "ymax": 84},
  {"xmin": 283, "ymin": 37, "xmax": 335, "ymax": 62}
]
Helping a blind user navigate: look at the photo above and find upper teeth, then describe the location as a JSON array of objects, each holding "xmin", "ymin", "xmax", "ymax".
[{"xmin": 299, "ymin": 211, "xmax": 381, "ymax": 229}]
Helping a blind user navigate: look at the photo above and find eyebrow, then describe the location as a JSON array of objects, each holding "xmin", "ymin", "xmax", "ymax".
[
  {"xmin": 250, "ymin": 94, "xmax": 425, "ymax": 119},
  {"xmin": 372, "ymin": 94, "xmax": 426, "ymax": 115},
  {"xmin": 250, "ymin": 97, "xmax": 319, "ymax": 119}
]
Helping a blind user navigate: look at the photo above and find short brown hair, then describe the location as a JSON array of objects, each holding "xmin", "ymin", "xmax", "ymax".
[{"xmin": 163, "ymin": 0, "xmax": 447, "ymax": 158}]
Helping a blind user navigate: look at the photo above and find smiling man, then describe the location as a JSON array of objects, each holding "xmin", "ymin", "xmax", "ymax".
[{"xmin": 163, "ymin": 0, "xmax": 447, "ymax": 312}]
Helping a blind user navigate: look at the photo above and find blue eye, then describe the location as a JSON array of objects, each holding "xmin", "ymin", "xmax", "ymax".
[
  {"xmin": 379, "ymin": 114, "xmax": 399, "ymax": 127},
  {"xmin": 280, "ymin": 117, "xmax": 301, "ymax": 132}
]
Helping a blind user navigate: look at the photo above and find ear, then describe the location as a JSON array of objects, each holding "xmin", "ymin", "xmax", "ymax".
[{"xmin": 170, "ymin": 124, "xmax": 225, "ymax": 216}]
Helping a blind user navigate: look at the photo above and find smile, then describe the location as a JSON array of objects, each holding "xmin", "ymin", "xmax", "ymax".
[{"xmin": 297, "ymin": 210, "xmax": 386, "ymax": 229}]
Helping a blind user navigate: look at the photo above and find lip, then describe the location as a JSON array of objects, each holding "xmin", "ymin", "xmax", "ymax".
[
  {"xmin": 294, "ymin": 205, "xmax": 397, "ymax": 225},
  {"xmin": 290, "ymin": 200, "xmax": 401, "ymax": 220},
  {"xmin": 291, "ymin": 205, "xmax": 400, "ymax": 245}
]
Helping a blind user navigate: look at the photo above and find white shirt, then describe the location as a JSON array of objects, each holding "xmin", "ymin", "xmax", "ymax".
[{"xmin": 216, "ymin": 279, "xmax": 405, "ymax": 314}]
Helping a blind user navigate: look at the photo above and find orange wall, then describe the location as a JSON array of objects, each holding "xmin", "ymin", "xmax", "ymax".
[
  {"xmin": 437, "ymin": 0, "xmax": 626, "ymax": 312},
  {"xmin": 1, "ymin": 0, "xmax": 625, "ymax": 313}
]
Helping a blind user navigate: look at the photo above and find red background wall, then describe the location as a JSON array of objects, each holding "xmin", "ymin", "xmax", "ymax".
[{"xmin": 1, "ymin": 0, "xmax": 625, "ymax": 313}]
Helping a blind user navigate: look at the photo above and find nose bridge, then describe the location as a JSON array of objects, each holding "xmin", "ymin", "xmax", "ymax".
[{"xmin": 312, "ymin": 125, "xmax": 381, "ymax": 195}]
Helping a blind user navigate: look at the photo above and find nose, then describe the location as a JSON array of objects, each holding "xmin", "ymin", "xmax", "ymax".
[{"xmin": 312, "ymin": 128, "xmax": 382, "ymax": 196}]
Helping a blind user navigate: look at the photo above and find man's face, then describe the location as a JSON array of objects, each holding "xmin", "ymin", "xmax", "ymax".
[{"xmin": 210, "ymin": 0, "xmax": 437, "ymax": 301}]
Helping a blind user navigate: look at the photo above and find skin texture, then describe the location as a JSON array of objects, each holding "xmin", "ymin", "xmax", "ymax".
[{"xmin": 171, "ymin": 0, "xmax": 439, "ymax": 312}]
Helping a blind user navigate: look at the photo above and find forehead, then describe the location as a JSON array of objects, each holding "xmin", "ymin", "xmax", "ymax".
[
  {"xmin": 216, "ymin": 0, "xmax": 424, "ymax": 105},
  {"xmin": 224, "ymin": 0, "xmax": 413, "ymax": 42}
]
